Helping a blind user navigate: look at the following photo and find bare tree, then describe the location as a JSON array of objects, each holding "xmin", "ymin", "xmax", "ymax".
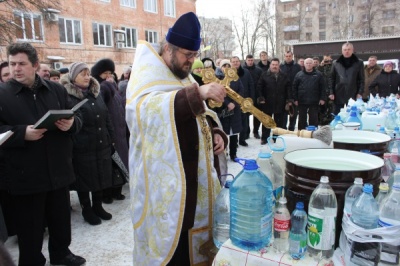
[
  {"xmin": 199, "ymin": 16, "xmax": 236, "ymax": 60},
  {"xmin": 0, "ymin": 0, "xmax": 61, "ymax": 45}
]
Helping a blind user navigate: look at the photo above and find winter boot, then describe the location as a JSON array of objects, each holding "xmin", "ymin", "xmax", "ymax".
[
  {"xmin": 78, "ymin": 191, "xmax": 101, "ymax": 225},
  {"xmin": 92, "ymin": 191, "xmax": 112, "ymax": 220}
]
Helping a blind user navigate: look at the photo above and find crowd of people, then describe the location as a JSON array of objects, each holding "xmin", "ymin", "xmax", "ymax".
[
  {"xmin": 0, "ymin": 43, "xmax": 131, "ymax": 265},
  {"xmin": 0, "ymin": 10, "xmax": 399, "ymax": 266}
]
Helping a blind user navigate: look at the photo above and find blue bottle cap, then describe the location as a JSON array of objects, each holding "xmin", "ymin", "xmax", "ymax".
[
  {"xmin": 296, "ymin": 202, "xmax": 304, "ymax": 210},
  {"xmin": 363, "ymin": 183, "xmax": 373, "ymax": 193},
  {"xmin": 225, "ymin": 180, "xmax": 232, "ymax": 188},
  {"xmin": 234, "ymin": 158, "xmax": 259, "ymax": 170},
  {"xmin": 350, "ymin": 112, "xmax": 357, "ymax": 117}
]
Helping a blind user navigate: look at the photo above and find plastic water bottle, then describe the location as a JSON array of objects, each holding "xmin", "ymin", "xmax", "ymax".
[
  {"xmin": 330, "ymin": 115, "xmax": 343, "ymax": 130},
  {"xmin": 230, "ymin": 159, "xmax": 273, "ymax": 251},
  {"xmin": 375, "ymin": 182, "xmax": 389, "ymax": 209},
  {"xmin": 256, "ymin": 148, "xmax": 283, "ymax": 203},
  {"xmin": 344, "ymin": 177, "xmax": 363, "ymax": 217},
  {"xmin": 385, "ymin": 110, "xmax": 397, "ymax": 131},
  {"xmin": 289, "ymin": 202, "xmax": 308, "ymax": 260},
  {"xmin": 273, "ymin": 196, "xmax": 290, "ymax": 253},
  {"xmin": 213, "ymin": 180, "xmax": 232, "ymax": 248},
  {"xmin": 307, "ymin": 176, "xmax": 337, "ymax": 259},
  {"xmin": 379, "ymin": 177, "xmax": 400, "ymax": 265},
  {"xmin": 345, "ymin": 106, "xmax": 363, "ymax": 130},
  {"xmin": 382, "ymin": 153, "xmax": 395, "ymax": 182},
  {"xmin": 349, "ymin": 184, "xmax": 380, "ymax": 266},
  {"xmin": 387, "ymin": 167, "xmax": 400, "ymax": 191}
]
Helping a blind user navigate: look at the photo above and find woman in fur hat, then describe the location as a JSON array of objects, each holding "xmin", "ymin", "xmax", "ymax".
[
  {"xmin": 60, "ymin": 62, "xmax": 114, "ymax": 225},
  {"xmin": 91, "ymin": 58, "xmax": 129, "ymax": 203}
]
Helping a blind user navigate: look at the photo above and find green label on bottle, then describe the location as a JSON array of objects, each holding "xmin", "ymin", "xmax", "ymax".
[{"xmin": 307, "ymin": 209, "xmax": 336, "ymax": 250}]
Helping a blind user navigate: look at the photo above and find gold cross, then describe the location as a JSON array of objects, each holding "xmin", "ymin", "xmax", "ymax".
[{"xmin": 200, "ymin": 68, "xmax": 276, "ymax": 129}]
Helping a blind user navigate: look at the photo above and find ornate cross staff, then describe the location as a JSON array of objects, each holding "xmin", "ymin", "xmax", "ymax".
[{"xmin": 201, "ymin": 68, "xmax": 276, "ymax": 129}]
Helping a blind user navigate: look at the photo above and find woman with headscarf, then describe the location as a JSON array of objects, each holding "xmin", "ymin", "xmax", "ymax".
[
  {"xmin": 91, "ymin": 59, "xmax": 129, "ymax": 203},
  {"xmin": 369, "ymin": 61, "xmax": 400, "ymax": 98},
  {"xmin": 60, "ymin": 62, "xmax": 114, "ymax": 225}
]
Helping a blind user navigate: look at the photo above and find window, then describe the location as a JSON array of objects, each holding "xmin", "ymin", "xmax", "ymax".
[
  {"xmin": 120, "ymin": 0, "xmax": 136, "ymax": 8},
  {"xmin": 164, "ymin": 0, "xmax": 175, "ymax": 17},
  {"xmin": 363, "ymin": 28, "xmax": 370, "ymax": 36},
  {"xmin": 122, "ymin": 27, "xmax": 137, "ymax": 48},
  {"xmin": 382, "ymin": 26, "xmax": 394, "ymax": 35},
  {"xmin": 333, "ymin": 16, "xmax": 340, "ymax": 23},
  {"xmin": 319, "ymin": 31, "xmax": 326, "ymax": 40},
  {"xmin": 383, "ymin": 10, "xmax": 395, "ymax": 19},
  {"xmin": 92, "ymin": 22, "xmax": 112, "ymax": 47},
  {"xmin": 283, "ymin": 3, "xmax": 298, "ymax": 12},
  {"xmin": 284, "ymin": 31, "xmax": 299, "ymax": 40},
  {"xmin": 98, "ymin": 0, "xmax": 110, "ymax": 2},
  {"xmin": 348, "ymin": 0, "xmax": 354, "ymax": 5},
  {"xmin": 385, "ymin": 0, "xmax": 396, "ymax": 2},
  {"xmin": 13, "ymin": 11, "xmax": 43, "ymax": 41},
  {"xmin": 59, "ymin": 18, "xmax": 82, "ymax": 44},
  {"xmin": 319, "ymin": 17, "xmax": 326, "ymax": 30},
  {"xmin": 144, "ymin": 0, "xmax": 157, "ymax": 13},
  {"xmin": 305, "ymin": 4, "xmax": 312, "ymax": 12},
  {"xmin": 306, "ymin": 32, "xmax": 312, "ymax": 41},
  {"xmin": 305, "ymin": 18, "xmax": 312, "ymax": 27},
  {"xmin": 348, "ymin": 15, "xmax": 354, "ymax": 22},
  {"xmin": 145, "ymin": 30, "xmax": 158, "ymax": 44},
  {"xmin": 332, "ymin": 30, "xmax": 340, "ymax": 39},
  {"xmin": 362, "ymin": 14, "xmax": 369, "ymax": 21},
  {"xmin": 348, "ymin": 29, "xmax": 354, "ymax": 38},
  {"xmin": 319, "ymin": 2, "xmax": 326, "ymax": 14}
]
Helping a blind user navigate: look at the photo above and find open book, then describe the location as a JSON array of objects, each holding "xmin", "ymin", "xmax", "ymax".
[
  {"xmin": 33, "ymin": 98, "xmax": 88, "ymax": 130},
  {"xmin": 0, "ymin": 130, "xmax": 13, "ymax": 146}
]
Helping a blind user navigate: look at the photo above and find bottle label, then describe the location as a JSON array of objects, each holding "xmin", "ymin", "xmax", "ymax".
[
  {"xmin": 289, "ymin": 239, "xmax": 307, "ymax": 254},
  {"xmin": 274, "ymin": 218, "xmax": 290, "ymax": 232},
  {"xmin": 261, "ymin": 212, "xmax": 272, "ymax": 237},
  {"xmin": 307, "ymin": 210, "xmax": 336, "ymax": 250}
]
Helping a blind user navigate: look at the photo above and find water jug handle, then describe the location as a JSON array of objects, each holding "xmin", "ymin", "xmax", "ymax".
[{"xmin": 267, "ymin": 136, "xmax": 286, "ymax": 151}]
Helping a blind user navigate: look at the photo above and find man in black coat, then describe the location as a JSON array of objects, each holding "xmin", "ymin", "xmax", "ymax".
[
  {"xmin": 329, "ymin": 42, "xmax": 365, "ymax": 114},
  {"xmin": 293, "ymin": 58, "xmax": 326, "ymax": 130},
  {"xmin": 257, "ymin": 58, "xmax": 292, "ymax": 144},
  {"xmin": 280, "ymin": 51, "xmax": 302, "ymax": 131},
  {"xmin": 243, "ymin": 54, "xmax": 263, "ymax": 139},
  {"xmin": 0, "ymin": 43, "xmax": 85, "ymax": 266}
]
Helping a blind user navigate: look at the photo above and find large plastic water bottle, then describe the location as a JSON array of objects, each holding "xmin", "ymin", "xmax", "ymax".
[
  {"xmin": 344, "ymin": 177, "xmax": 363, "ymax": 217},
  {"xmin": 273, "ymin": 196, "xmax": 290, "ymax": 253},
  {"xmin": 375, "ymin": 182, "xmax": 389, "ymax": 209},
  {"xmin": 330, "ymin": 115, "xmax": 343, "ymax": 130},
  {"xmin": 349, "ymin": 184, "xmax": 380, "ymax": 266},
  {"xmin": 213, "ymin": 180, "xmax": 232, "ymax": 249},
  {"xmin": 382, "ymin": 153, "xmax": 395, "ymax": 183},
  {"xmin": 230, "ymin": 159, "xmax": 273, "ymax": 251},
  {"xmin": 388, "ymin": 132, "xmax": 400, "ymax": 164},
  {"xmin": 379, "ymin": 177, "xmax": 400, "ymax": 265},
  {"xmin": 289, "ymin": 202, "xmax": 308, "ymax": 260},
  {"xmin": 307, "ymin": 176, "xmax": 337, "ymax": 259},
  {"xmin": 387, "ymin": 167, "xmax": 400, "ymax": 191},
  {"xmin": 256, "ymin": 148, "xmax": 283, "ymax": 202},
  {"xmin": 345, "ymin": 106, "xmax": 363, "ymax": 130}
]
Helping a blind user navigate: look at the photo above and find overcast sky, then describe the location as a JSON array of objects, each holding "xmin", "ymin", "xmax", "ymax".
[{"xmin": 196, "ymin": 0, "xmax": 244, "ymax": 18}]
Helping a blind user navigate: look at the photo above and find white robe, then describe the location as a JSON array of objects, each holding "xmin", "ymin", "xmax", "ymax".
[{"xmin": 126, "ymin": 41, "xmax": 221, "ymax": 265}]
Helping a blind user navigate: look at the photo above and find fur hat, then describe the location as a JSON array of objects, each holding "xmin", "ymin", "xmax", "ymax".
[
  {"xmin": 383, "ymin": 61, "xmax": 393, "ymax": 68},
  {"xmin": 91, "ymin": 58, "xmax": 115, "ymax": 78},
  {"xmin": 58, "ymin": 67, "xmax": 69, "ymax": 74},
  {"xmin": 49, "ymin": 70, "xmax": 60, "ymax": 78},
  {"xmin": 166, "ymin": 12, "xmax": 201, "ymax": 51},
  {"xmin": 69, "ymin": 62, "xmax": 89, "ymax": 82},
  {"xmin": 219, "ymin": 59, "xmax": 231, "ymax": 68}
]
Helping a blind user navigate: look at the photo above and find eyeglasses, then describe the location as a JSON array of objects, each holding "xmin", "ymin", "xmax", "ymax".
[{"xmin": 177, "ymin": 49, "xmax": 200, "ymax": 60}]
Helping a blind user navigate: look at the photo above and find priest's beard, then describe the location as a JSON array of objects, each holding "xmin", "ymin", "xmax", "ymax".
[{"xmin": 170, "ymin": 53, "xmax": 192, "ymax": 79}]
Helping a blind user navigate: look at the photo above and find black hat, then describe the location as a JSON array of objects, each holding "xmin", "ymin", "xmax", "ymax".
[
  {"xmin": 166, "ymin": 12, "xmax": 201, "ymax": 51},
  {"xmin": 91, "ymin": 58, "xmax": 115, "ymax": 78},
  {"xmin": 58, "ymin": 67, "xmax": 69, "ymax": 74}
]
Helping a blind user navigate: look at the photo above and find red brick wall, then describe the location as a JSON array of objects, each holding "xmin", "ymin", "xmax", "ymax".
[{"xmin": 0, "ymin": 0, "xmax": 196, "ymax": 75}]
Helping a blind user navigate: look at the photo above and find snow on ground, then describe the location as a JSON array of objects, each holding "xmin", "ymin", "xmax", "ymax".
[{"xmin": 4, "ymin": 118, "xmax": 265, "ymax": 265}]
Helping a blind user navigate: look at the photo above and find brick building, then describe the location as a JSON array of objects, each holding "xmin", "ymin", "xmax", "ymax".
[{"xmin": 0, "ymin": 0, "xmax": 196, "ymax": 75}]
